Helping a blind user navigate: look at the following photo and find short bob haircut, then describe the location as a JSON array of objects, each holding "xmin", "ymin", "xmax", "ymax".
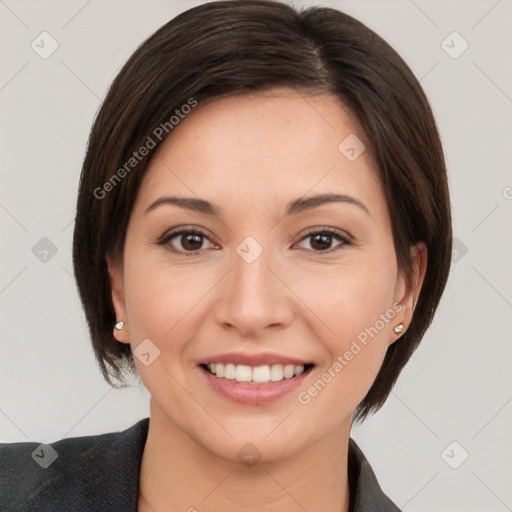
[{"xmin": 72, "ymin": 0, "xmax": 452, "ymax": 422}]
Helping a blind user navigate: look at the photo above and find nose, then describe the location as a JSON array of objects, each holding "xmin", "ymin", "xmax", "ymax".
[{"xmin": 213, "ymin": 237, "xmax": 293, "ymax": 337}]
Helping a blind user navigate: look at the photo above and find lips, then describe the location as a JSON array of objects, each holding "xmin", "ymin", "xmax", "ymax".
[{"xmin": 197, "ymin": 351, "xmax": 315, "ymax": 404}]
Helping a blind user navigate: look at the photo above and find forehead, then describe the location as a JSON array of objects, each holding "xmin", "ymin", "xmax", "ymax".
[{"xmin": 134, "ymin": 88, "xmax": 384, "ymax": 218}]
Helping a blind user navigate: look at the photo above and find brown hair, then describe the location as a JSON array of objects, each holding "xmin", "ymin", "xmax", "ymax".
[{"xmin": 72, "ymin": 0, "xmax": 452, "ymax": 422}]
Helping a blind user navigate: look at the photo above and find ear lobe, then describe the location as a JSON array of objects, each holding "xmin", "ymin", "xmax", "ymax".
[{"xmin": 106, "ymin": 256, "xmax": 130, "ymax": 344}]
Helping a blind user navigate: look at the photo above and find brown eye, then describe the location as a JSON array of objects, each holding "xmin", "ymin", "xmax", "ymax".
[
  {"xmin": 157, "ymin": 229, "xmax": 214, "ymax": 256},
  {"xmin": 296, "ymin": 229, "xmax": 351, "ymax": 253},
  {"xmin": 178, "ymin": 233, "xmax": 204, "ymax": 251}
]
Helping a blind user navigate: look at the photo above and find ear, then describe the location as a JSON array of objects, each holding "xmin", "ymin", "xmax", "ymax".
[
  {"xmin": 107, "ymin": 255, "xmax": 130, "ymax": 344},
  {"xmin": 391, "ymin": 242, "xmax": 428, "ymax": 344}
]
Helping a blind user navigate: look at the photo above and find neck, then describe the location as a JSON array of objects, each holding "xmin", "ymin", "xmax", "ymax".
[{"xmin": 138, "ymin": 401, "xmax": 352, "ymax": 512}]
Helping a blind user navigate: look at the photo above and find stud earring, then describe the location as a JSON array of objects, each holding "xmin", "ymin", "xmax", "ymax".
[
  {"xmin": 114, "ymin": 321, "xmax": 125, "ymax": 331},
  {"xmin": 393, "ymin": 323, "xmax": 405, "ymax": 335}
]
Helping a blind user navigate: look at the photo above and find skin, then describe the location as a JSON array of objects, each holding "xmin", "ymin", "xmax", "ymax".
[{"xmin": 108, "ymin": 87, "xmax": 427, "ymax": 512}]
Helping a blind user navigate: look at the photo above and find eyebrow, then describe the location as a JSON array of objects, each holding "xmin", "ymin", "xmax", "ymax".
[{"xmin": 144, "ymin": 193, "xmax": 370, "ymax": 218}]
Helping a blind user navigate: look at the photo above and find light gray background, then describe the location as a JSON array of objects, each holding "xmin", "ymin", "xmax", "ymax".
[{"xmin": 1, "ymin": 1, "xmax": 511, "ymax": 511}]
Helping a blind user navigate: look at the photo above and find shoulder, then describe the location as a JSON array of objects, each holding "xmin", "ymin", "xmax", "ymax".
[
  {"xmin": 0, "ymin": 417, "xmax": 149, "ymax": 512},
  {"xmin": 348, "ymin": 437, "xmax": 402, "ymax": 512}
]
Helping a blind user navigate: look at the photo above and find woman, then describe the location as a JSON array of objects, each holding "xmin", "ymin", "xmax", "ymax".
[{"xmin": 0, "ymin": 1, "xmax": 451, "ymax": 510}]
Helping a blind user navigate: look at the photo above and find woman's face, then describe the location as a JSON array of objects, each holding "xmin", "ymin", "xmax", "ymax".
[{"xmin": 109, "ymin": 87, "xmax": 424, "ymax": 463}]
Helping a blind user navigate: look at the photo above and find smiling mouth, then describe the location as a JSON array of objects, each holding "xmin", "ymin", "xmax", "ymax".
[{"xmin": 200, "ymin": 362, "xmax": 315, "ymax": 384}]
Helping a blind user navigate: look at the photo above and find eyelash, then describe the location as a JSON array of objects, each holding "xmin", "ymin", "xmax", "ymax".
[{"xmin": 155, "ymin": 226, "xmax": 352, "ymax": 257}]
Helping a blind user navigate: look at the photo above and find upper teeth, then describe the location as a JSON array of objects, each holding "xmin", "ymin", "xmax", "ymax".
[{"xmin": 206, "ymin": 363, "xmax": 305, "ymax": 383}]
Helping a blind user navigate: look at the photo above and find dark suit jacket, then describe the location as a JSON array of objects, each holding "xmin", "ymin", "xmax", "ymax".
[{"xmin": 0, "ymin": 417, "xmax": 401, "ymax": 511}]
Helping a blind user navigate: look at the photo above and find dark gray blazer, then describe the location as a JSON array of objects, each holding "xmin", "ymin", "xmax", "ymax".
[{"xmin": 0, "ymin": 417, "xmax": 401, "ymax": 511}]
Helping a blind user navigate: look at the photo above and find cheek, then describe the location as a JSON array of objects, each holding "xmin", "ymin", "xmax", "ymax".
[
  {"xmin": 122, "ymin": 242, "xmax": 188, "ymax": 344},
  {"xmin": 340, "ymin": 273, "xmax": 395, "ymax": 342},
  {"xmin": 305, "ymin": 254, "xmax": 398, "ymax": 393},
  {"xmin": 122, "ymin": 244, "xmax": 220, "ymax": 366},
  {"xmin": 304, "ymin": 256, "xmax": 398, "ymax": 344}
]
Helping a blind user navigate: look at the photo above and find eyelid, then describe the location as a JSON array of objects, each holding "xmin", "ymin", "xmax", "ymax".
[
  {"xmin": 294, "ymin": 226, "xmax": 352, "ymax": 253},
  {"xmin": 298, "ymin": 226, "xmax": 352, "ymax": 243},
  {"xmin": 155, "ymin": 225, "xmax": 218, "ymax": 251}
]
